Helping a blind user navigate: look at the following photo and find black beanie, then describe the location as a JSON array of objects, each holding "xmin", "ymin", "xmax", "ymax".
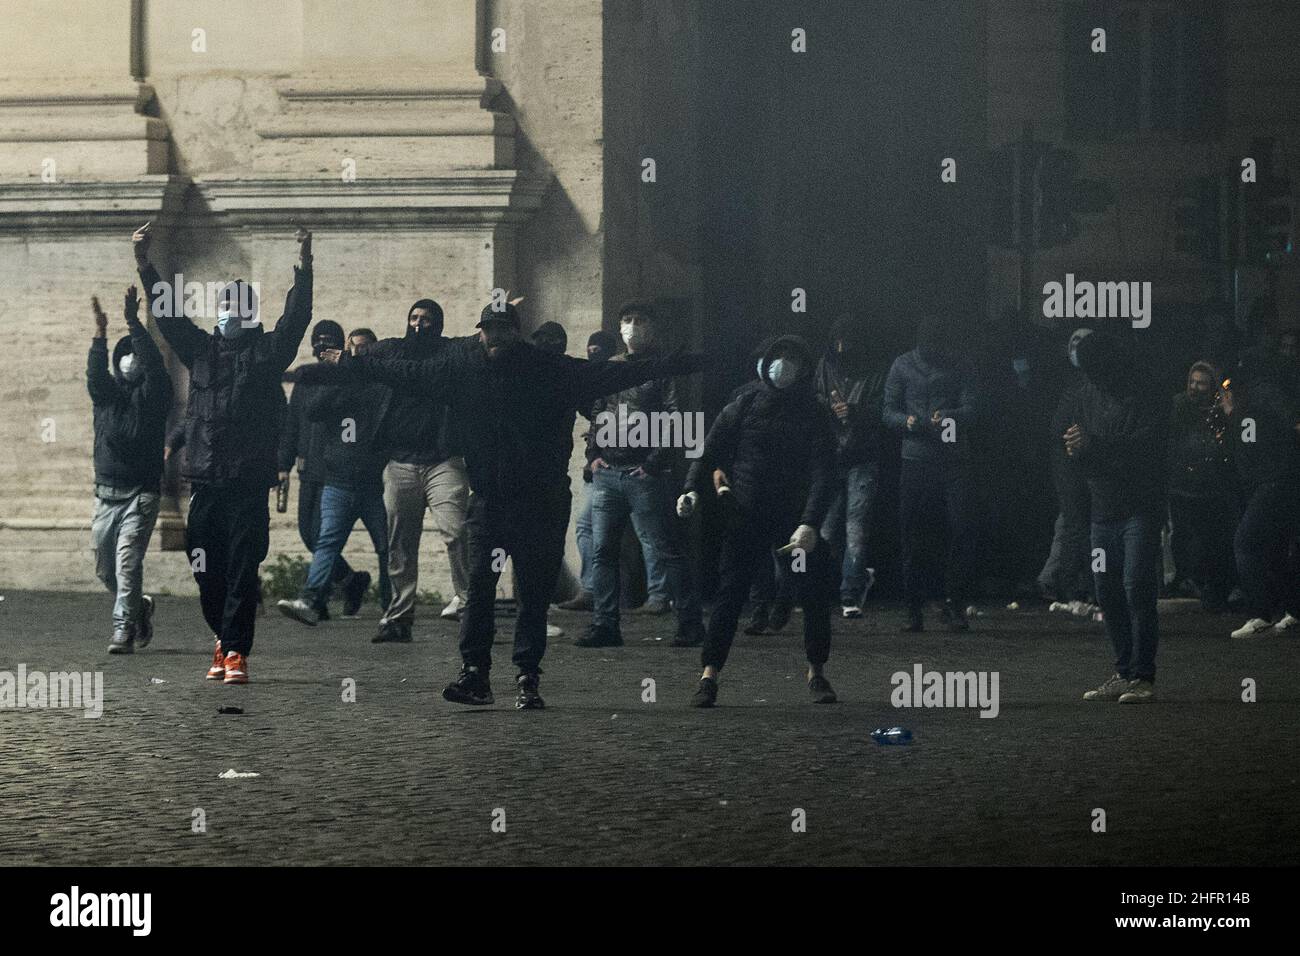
[{"xmin": 478, "ymin": 301, "xmax": 521, "ymax": 329}]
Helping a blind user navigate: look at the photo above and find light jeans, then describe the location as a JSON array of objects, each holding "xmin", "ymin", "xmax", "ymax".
[{"xmin": 91, "ymin": 489, "xmax": 160, "ymax": 635}]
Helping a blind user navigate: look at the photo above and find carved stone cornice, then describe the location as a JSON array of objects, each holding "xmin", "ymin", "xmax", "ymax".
[{"xmin": 0, "ymin": 175, "xmax": 184, "ymax": 235}]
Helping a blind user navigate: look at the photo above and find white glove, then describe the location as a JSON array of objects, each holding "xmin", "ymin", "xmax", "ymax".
[
  {"xmin": 676, "ymin": 491, "xmax": 699, "ymax": 518},
  {"xmin": 788, "ymin": 524, "xmax": 818, "ymax": 552}
]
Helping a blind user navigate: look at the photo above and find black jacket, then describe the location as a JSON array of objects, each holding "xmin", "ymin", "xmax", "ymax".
[
  {"xmin": 87, "ymin": 319, "xmax": 172, "ymax": 493},
  {"xmin": 317, "ymin": 337, "xmax": 704, "ymax": 499},
  {"xmin": 1064, "ymin": 381, "xmax": 1168, "ymax": 521},
  {"xmin": 882, "ymin": 347, "xmax": 978, "ymax": 463},
  {"xmin": 140, "ymin": 258, "xmax": 312, "ymax": 489},
  {"xmin": 814, "ymin": 351, "xmax": 886, "ymax": 466},
  {"xmin": 685, "ymin": 336, "xmax": 837, "ymax": 534},
  {"xmin": 370, "ymin": 329, "xmax": 457, "ymax": 466},
  {"xmin": 586, "ymin": 351, "xmax": 684, "ymax": 472},
  {"xmin": 1167, "ymin": 392, "xmax": 1234, "ymax": 500},
  {"xmin": 1227, "ymin": 381, "xmax": 1300, "ymax": 492},
  {"xmin": 306, "ymin": 379, "xmax": 391, "ymax": 492},
  {"xmin": 279, "ymin": 373, "xmax": 333, "ymax": 484}
]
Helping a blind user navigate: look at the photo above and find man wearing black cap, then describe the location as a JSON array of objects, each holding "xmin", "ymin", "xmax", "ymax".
[
  {"xmin": 279, "ymin": 319, "xmax": 371, "ymax": 617},
  {"xmin": 88, "ymin": 287, "xmax": 172, "ymax": 654},
  {"xmin": 312, "ymin": 298, "xmax": 703, "ymax": 708},
  {"xmin": 364, "ymin": 299, "xmax": 471, "ymax": 643}
]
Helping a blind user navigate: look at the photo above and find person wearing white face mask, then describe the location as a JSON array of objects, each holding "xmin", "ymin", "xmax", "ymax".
[
  {"xmin": 87, "ymin": 287, "xmax": 172, "ymax": 654},
  {"xmin": 133, "ymin": 220, "xmax": 314, "ymax": 685},
  {"xmin": 676, "ymin": 335, "xmax": 840, "ymax": 708},
  {"xmin": 579, "ymin": 302, "xmax": 705, "ymax": 649}
]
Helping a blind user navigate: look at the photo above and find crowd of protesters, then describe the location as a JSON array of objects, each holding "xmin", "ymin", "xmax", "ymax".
[{"xmin": 86, "ymin": 222, "xmax": 1300, "ymax": 709}]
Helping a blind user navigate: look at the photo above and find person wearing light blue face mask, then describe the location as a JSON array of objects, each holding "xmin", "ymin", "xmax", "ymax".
[
  {"xmin": 87, "ymin": 287, "xmax": 172, "ymax": 655},
  {"xmin": 133, "ymin": 220, "xmax": 314, "ymax": 685}
]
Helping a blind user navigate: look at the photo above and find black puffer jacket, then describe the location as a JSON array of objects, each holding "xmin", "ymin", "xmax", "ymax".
[
  {"xmin": 370, "ymin": 327, "xmax": 457, "ymax": 465},
  {"xmin": 140, "ymin": 258, "xmax": 311, "ymax": 489},
  {"xmin": 306, "ymin": 380, "xmax": 391, "ymax": 492},
  {"xmin": 87, "ymin": 319, "xmax": 172, "ymax": 492},
  {"xmin": 315, "ymin": 335, "xmax": 704, "ymax": 499},
  {"xmin": 586, "ymin": 350, "xmax": 683, "ymax": 472},
  {"xmin": 685, "ymin": 335, "xmax": 837, "ymax": 534}
]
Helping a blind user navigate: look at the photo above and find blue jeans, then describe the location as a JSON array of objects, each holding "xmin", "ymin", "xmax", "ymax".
[
  {"xmin": 821, "ymin": 462, "xmax": 879, "ymax": 605},
  {"xmin": 575, "ymin": 483, "xmax": 594, "ymax": 593},
  {"xmin": 1091, "ymin": 511, "xmax": 1161, "ymax": 682},
  {"xmin": 591, "ymin": 467, "xmax": 701, "ymax": 629},
  {"xmin": 302, "ymin": 484, "xmax": 391, "ymax": 611}
]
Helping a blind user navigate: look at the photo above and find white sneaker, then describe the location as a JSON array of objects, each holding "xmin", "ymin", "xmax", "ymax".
[
  {"xmin": 841, "ymin": 606, "xmax": 863, "ymax": 619},
  {"xmin": 1231, "ymin": 617, "xmax": 1274, "ymax": 640},
  {"xmin": 1273, "ymin": 613, "xmax": 1299, "ymax": 633},
  {"xmin": 546, "ymin": 624, "xmax": 563, "ymax": 639},
  {"xmin": 276, "ymin": 598, "xmax": 319, "ymax": 627},
  {"xmin": 440, "ymin": 594, "xmax": 464, "ymax": 620}
]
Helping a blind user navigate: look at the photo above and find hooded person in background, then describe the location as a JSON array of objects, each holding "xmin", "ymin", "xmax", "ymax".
[
  {"xmin": 559, "ymin": 329, "xmax": 623, "ymax": 611},
  {"xmin": 88, "ymin": 287, "xmax": 172, "ymax": 654},
  {"xmin": 531, "ymin": 321, "xmax": 568, "ymax": 355},
  {"xmin": 1065, "ymin": 330, "xmax": 1168, "ymax": 703},
  {"xmin": 677, "ymin": 335, "xmax": 839, "ymax": 708},
  {"xmin": 1221, "ymin": 353, "xmax": 1300, "ymax": 639},
  {"xmin": 579, "ymin": 302, "xmax": 705, "ymax": 649},
  {"xmin": 308, "ymin": 299, "xmax": 705, "ymax": 709},
  {"xmin": 815, "ymin": 313, "xmax": 887, "ymax": 619},
  {"xmin": 133, "ymin": 221, "xmax": 313, "ymax": 685},
  {"xmin": 360, "ymin": 299, "xmax": 471, "ymax": 643},
  {"xmin": 279, "ymin": 319, "xmax": 371, "ymax": 617},
  {"xmin": 882, "ymin": 316, "xmax": 979, "ymax": 633}
]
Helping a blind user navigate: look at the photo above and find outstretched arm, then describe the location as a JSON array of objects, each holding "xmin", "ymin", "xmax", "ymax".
[
  {"xmin": 569, "ymin": 348, "xmax": 706, "ymax": 408},
  {"xmin": 270, "ymin": 227, "xmax": 315, "ymax": 371},
  {"xmin": 133, "ymin": 221, "xmax": 207, "ymax": 368},
  {"xmin": 123, "ymin": 285, "xmax": 172, "ymax": 410},
  {"xmin": 320, "ymin": 345, "xmax": 455, "ymax": 403}
]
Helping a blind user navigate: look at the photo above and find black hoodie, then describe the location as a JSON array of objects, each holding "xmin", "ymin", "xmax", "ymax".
[
  {"xmin": 87, "ymin": 318, "xmax": 172, "ymax": 493},
  {"xmin": 814, "ymin": 316, "xmax": 886, "ymax": 466},
  {"xmin": 685, "ymin": 335, "xmax": 837, "ymax": 534},
  {"xmin": 368, "ymin": 315, "xmax": 459, "ymax": 466},
  {"xmin": 1063, "ymin": 332, "xmax": 1168, "ymax": 520}
]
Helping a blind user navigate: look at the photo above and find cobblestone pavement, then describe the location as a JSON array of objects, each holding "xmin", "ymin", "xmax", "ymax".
[{"xmin": 1, "ymin": 590, "xmax": 1297, "ymax": 866}]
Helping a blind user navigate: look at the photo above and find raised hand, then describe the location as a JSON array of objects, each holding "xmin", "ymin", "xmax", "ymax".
[
  {"xmin": 295, "ymin": 225, "xmax": 313, "ymax": 262},
  {"xmin": 124, "ymin": 285, "xmax": 140, "ymax": 324},
  {"xmin": 132, "ymin": 221, "xmax": 152, "ymax": 259},
  {"xmin": 91, "ymin": 296, "xmax": 108, "ymax": 338}
]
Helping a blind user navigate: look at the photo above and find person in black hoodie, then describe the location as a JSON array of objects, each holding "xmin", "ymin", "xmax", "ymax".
[
  {"xmin": 367, "ymin": 299, "xmax": 470, "ymax": 644},
  {"xmin": 882, "ymin": 317, "xmax": 979, "ymax": 632},
  {"xmin": 133, "ymin": 221, "xmax": 313, "ymax": 685},
  {"xmin": 277, "ymin": 328, "xmax": 392, "ymax": 626},
  {"xmin": 1065, "ymin": 330, "xmax": 1168, "ymax": 703},
  {"xmin": 815, "ymin": 313, "xmax": 886, "ymax": 618},
  {"xmin": 676, "ymin": 335, "xmax": 839, "ymax": 708},
  {"xmin": 309, "ymin": 299, "xmax": 704, "ymax": 709},
  {"xmin": 278, "ymin": 319, "xmax": 368, "ymax": 617},
  {"xmin": 1222, "ymin": 356, "xmax": 1300, "ymax": 639},
  {"xmin": 88, "ymin": 287, "xmax": 172, "ymax": 654}
]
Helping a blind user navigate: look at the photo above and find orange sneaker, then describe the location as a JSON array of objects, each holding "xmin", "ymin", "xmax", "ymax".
[
  {"xmin": 223, "ymin": 651, "xmax": 249, "ymax": 685},
  {"xmin": 206, "ymin": 639, "xmax": 225, "ymax": 680}
]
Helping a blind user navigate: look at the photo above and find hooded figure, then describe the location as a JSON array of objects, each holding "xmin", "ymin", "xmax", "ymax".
[{"xmin": 677, "ymin": 334, "xmax": 840, "ymax": 707}]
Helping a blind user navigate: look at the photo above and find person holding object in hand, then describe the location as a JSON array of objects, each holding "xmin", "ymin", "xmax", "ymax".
[
  {"xmin": 133, "ymin": 220, "xmax": 314, "ymax": 685},
  {"xmin": 676, "ymin": 335, "xmax": 839, "ymax": 708},
  {"xmin": 88, "ymin": 287, "xmax": 172, "ymax": 654}
]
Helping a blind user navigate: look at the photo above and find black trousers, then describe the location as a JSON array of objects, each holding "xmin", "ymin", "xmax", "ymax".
[
  {"xmin": 1168, "ymin": 492, "xmax": 1237, "ymax": 608},
  {"xmin": 188, "ymin": 482, "xmax": 271, "ymax": 656},
  {"xmin": 459, "ymin": 485, "xmax": 571, "ymax": 675},
  {"xmin": 297, "ymin": 476, "xmax": 352, "ymax": 585},
  {"xmin": 899, "ymin": 457, "xmax": 975, "ymax": 610},
  {"xmin": 702, "ymin": 508, "xmax": 833, "ymax": 671}
]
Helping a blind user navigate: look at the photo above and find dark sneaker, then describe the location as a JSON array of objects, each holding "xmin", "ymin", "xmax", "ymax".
[
  {"xmin": 636, "ymin": 598, "xmax": 671, "ymax": 616},
  {"xmin": 108, "ymin": 629, "xmax": 134, "ymax": 654},
  {"xmin": 901, "ymin": 606, "xmax": 924, "ymax": 632},
  {"xmin": 767, "ymin": 600, "xmax": 792, "ymax": 632},
  {"xmin": 276, "ymin": 598, "xmax": 319, "ymax": 627},
  {"xmin": 574, "ymin": 624, "xmax": 623, "ymax": 648},
  {"xmin": 671, "ymin": 621, "xmax": 706, "ymax": 647},
  {"xmin": 556, "ymin": 591, "xmax": 594, "ymax": 612},
  {"xmin": 744, "ymin": 603, "xmax": 771, "ymax": 635},
  {"xmin": 689, "ymin": 676, "xmax": 718, "ymax": 708},
  {"xmin": 442, "ymin": 666, "xmax": 494, "ymax": 706},
  {"xmin": 342, "ymin": 571, "xmax": 371, "ymax": 618},
  {"xmin": 808, "ymin": 674, "xmax": 838, "ymax": 704},
  {"xmin": 317, "ymin": 603, "xmax": 332, "ymax": 622},
  {"xmin": 137, "ymin": 595, "xmax": 155, "ymax": 648},
  {"xmin": 371, "ymin": 620, "xmax": 412, "ymax": 643},
  {"xmin": 942, "ymin": 599, "xmax": 970, "ymax": 632},
  {"xmin": 1083, "ymin": 673, "xmax": 1130, "ymax": 701},
  {"xmin": 515, "ymin": 672, "xmax": 545, "ymax": 710}
]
